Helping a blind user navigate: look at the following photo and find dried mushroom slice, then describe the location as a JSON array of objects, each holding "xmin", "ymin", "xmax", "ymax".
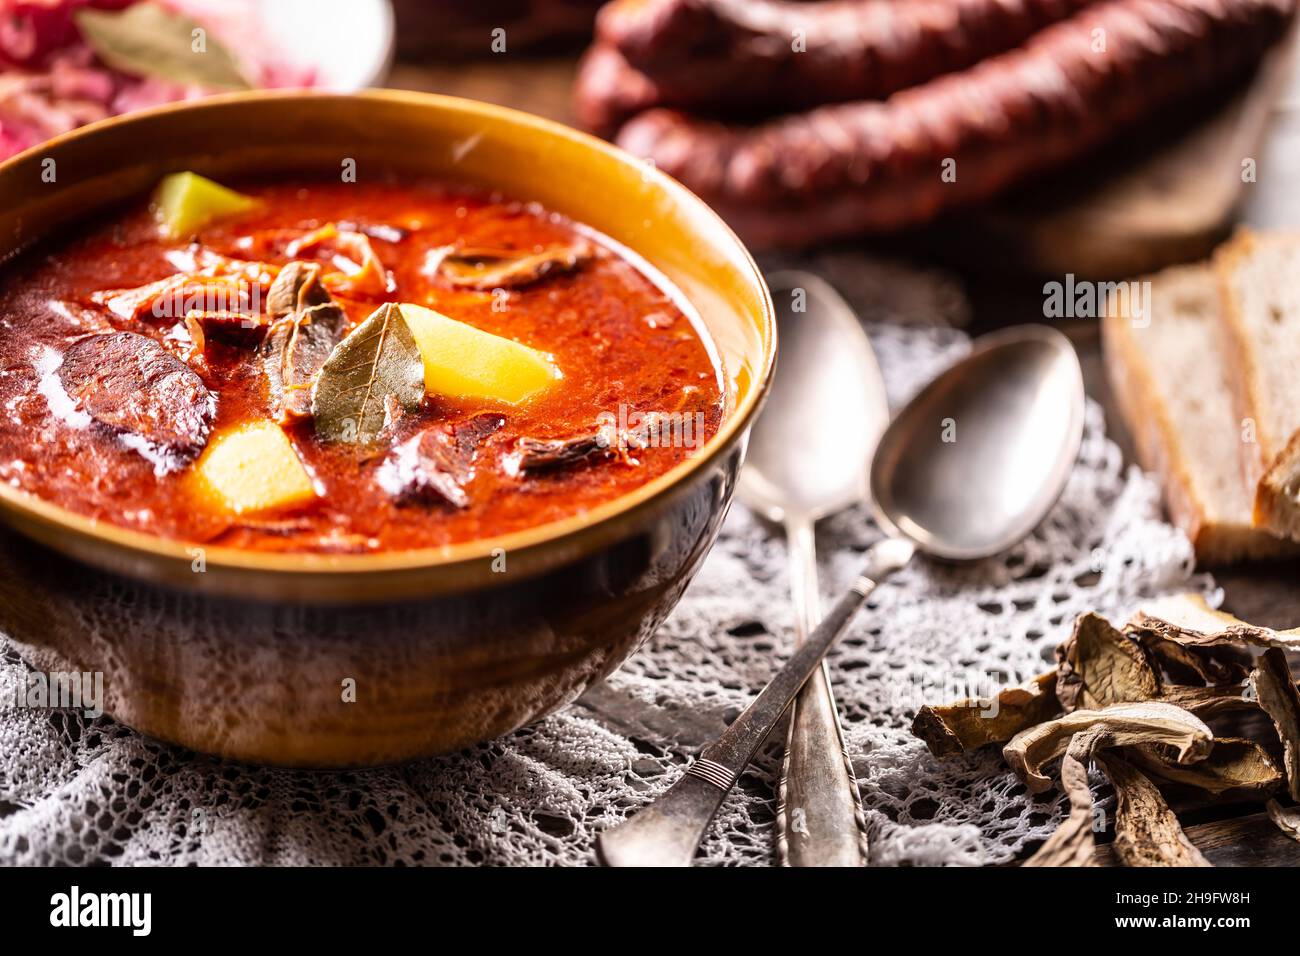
[
  {"xmin": 912, "ymin": 671, "xmax": 1060, "ymax": 759},
  {"xmin": 56, "ymin": 331, "xmax": 214, "ymax": 473},
  {"xmin": 1266, "ymin": 800, "xmax": 1300, "ymax": 842},
  {"xmin": 1003, "ymin": 701, "xmax": 1212, "ymax": 795},
  {"xmin": 1158, "ymin": 684, "xmax": 1257, "ymax": 720},
  {"xmin": 1126, "ymin": 593, "xmax": 1300, "ymax": 652},
  {"xmin": 1126, "ymin": 738, "xmax": 1282, "ymax": 795},
  {"xmin": 1135, "ymin": 632, "xmax": 1251, "ymax": 687},
  {"xmin": 263, "ymin": 261, "xmax": 349, "ymax": 424},
  {"xmin": 1250, "ymin": 648, "xmax": 1300, "ymax": 801},
  {"xmin": 1055, "ymin": 612, "xmax": 1159, "ymax": 711},
  {"xmin": 434, "ymin": 241, "xmax": 594, "ymax": 291},
  {"xmin": 1023, "ymin": 728, "xmax": 1102, "ymax": 867},
  {"xmin": 1025, "ymin": 726, "xmax": 1210, "ymax": 868},
  {"xmin": 1094, "ymin": 752, "xmax": 1211, "ymax": 867}
]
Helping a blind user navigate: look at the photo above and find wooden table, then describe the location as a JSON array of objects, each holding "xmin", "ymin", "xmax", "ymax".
[{"xmin": 385, "ymin": 49, "xmax": 1300, "ymax": 865}]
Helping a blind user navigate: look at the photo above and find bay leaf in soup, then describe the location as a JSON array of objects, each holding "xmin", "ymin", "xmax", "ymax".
[
  {"xmin": 75, "ymin": 2, "xmax": 251, "ymax": 90},
  {"xmin": 312, "ymin": 303, "xmax": 425, "ymax": 445}
]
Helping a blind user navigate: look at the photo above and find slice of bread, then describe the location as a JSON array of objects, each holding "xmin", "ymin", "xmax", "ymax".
[
  {"xmin": 1103, "ymin": 262, "xmax": 1292, "ymax": 564},
  {"xmin": 1215, "ymin": 231, "xmax": 1300, "ymax": 540}
]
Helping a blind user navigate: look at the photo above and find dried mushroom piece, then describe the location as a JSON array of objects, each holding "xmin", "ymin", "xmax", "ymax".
[
  {"xmin": 263, "ymin": 261, "xmax": 349, "ymax": 423},
  {"xmin": 1024, "ymin": 728, "xmax": 1102, "ymax": 867},
  {"xmin": 1094, "ymin": 752, "xmax": 1211, "ymax": 867},
  {"xmin": 1055, "ymin": 613, "xmax": 1159, "ymax": 711},
  {"xmin": 1266, "ymin": 800, "xmax": 1300, "ymax": 842},
  {"xmin": 312, "ymin": 303, "xmax": 425, "ymax": 445},
  {"xmin": 1025, "ymin": 727, "xmax": 1210, "ymax": 867},
  {"xmin": 1126, "ymin": 593, "xmax": 1300, "ymax": 652},
  {"xmin": 912, "ymin": 671, "xmax": 1060, "ymax": 759},
  {"xmin": 1157, "ymin": 683, "xmax": 1257, "ymax": 719},
  {"xmin": 1135, "ymin": 632, "xmax": 1251, "ymax": 687},
  {"xmin": 1250, "ymin": 648, "xmax": 1300, "ymax": 801},
  {"xmin": 1003, "ymin": 701, "xmax": 1212, "ymax": 795},
  {"xmin": 433, "ymin": 241, "xmax": 594, "ymax": 291},
  {"xmin": 1127, "ymin": 738, "xmax": 1281, "ymax": 796}
]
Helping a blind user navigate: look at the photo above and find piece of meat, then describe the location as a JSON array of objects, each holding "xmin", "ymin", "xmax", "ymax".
[
  {"xmin": 262, "ymin": 261, "xmax": 348, "ymax": 423},
  {"xmin": 56, "ymin": 331, "xmax": 214, "ymax": 471},
  {"xmin": 615, "ymin": 0, "xmax": 1296, "ymax": 248},
  {"xmin": 377, "ymin": 415, "xmax": 505, "ymax": 508},
  {"xmin": 583, "ymin": 0, "xmax": 1100, "ymax": 127}
]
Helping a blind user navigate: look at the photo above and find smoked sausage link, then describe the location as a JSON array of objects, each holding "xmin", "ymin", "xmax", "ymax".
[
  {"xmin": 594, "ymin": 0, "xmax": 1103, "ymax": 118},
  {"xmin": 616, "ymin": 0, "xmax": 1295, "ymax": 248}
]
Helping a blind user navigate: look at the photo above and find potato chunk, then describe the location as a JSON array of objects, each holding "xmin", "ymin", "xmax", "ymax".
[
  {"xmin": 154, "ymin": 172, "xmax": 259, "ymax": 240},
  {"xmin": 399, "ymin": 303, "xmax": 559, "ymax": 405},
  {"xmin": 194, "ymin": 421, "xmax": 316, "ymax": 515}
]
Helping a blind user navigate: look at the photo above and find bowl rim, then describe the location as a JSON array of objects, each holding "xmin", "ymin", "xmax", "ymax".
[{"xmin": 0, "ymin": 88, "xmax": 776, "ymax": 582}]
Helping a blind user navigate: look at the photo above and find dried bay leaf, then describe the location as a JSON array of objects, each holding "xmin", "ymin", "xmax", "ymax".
[
  {"xmin": 312, "ymin": 303, "xmax": 425, "ymax": 445},
  {"xmin": 1094, "ymin": 753, "xmax": 1211, "ymax": 867},
  {"xmin": 912, "ymin": 670, "xmax": 1060, "ymax": 759},
  {"xmin": 1055, "ymin": 612, "xmax": 1159, "ymax": 711},
  {"xmin": 434, "ymin": 241, "xmax": 594, "ymax": 291},
  {"xmin": 75, "ymin": 2, "xmax": 250, "ymax": 90},
  {"xmin": 1250, "ymin": 648, "xmax": 1300, "ymax": 800},
  {"xmin": 1266, "ymin": 799, "xmax": 1300, "ymax": 841},
  {"xmin": 263, "ymin": 262, "xmax": 348, "ymax": 423},
  {"xmin": 1003, "ymin": 701, "xmax": 1212, "ymax": 794}
]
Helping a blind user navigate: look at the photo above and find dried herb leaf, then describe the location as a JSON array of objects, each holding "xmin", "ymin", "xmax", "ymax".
[
  {"xmin": 263, "ymin": 262, "xmax": 348, "ymax": 423},
  {"xmin": 1003, "ymin": 701, "xmax": 1212, "ymax": 795},
  {"xmin": 1126, "ymin": 593, "xmax": 1300, "ymax": 652},
  {"xmin": 75, "ymin": 2, "xmax": 251, "ymax": 90},
  {"xmin": 1056, "ymin": 613, "xmax": 1159, "ymax": 711},
  {"xmin": 1127, "ymin": 738, "xmax": 1281, "ymax": 795},
  {"xmin": 1024, "ymin": 728, "xmax": 1102, "ymax": 867},
  {"xmin": 1094, "ymin": 752, "xmax": 1211, "ymax": 867},
  {"xmin": 435, "ymin": 241, "xmax": 593, "ymax": 290},
  {"xmin": 1266, "ymin": 799, "xmax": 1300, "ymax": 842},
  {"xmin": 312, "ymin": 303, "xmax": 425, "ymax": 445},
  {"xmin": 1250, "ymin": 648, "xmax": 1300, "ymax": 801},
  {"xmin": 912, "ymin": 671, "xmax": 1060, "ymax": 759}
]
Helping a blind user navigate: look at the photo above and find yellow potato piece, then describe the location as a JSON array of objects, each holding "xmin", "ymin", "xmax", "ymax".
[
  {"xmin": 194, "ymin": 421, "xmax": 316, "ymax": 515},
  {"xmin": 399, "ymin": 303, "xmax": 560, "ymax": 405},
  {"xmin": 154, "ymin": 171, "xmax": 259, "ymax": 240}
]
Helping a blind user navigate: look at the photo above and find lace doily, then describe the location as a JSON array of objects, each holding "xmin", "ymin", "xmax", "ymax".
[{"xmin": 0, "ymin": 258, "xmax": 1212, "ymax": 866}]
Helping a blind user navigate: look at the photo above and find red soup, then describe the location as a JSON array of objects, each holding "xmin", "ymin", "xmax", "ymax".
[{"xmin": 0, "ymin": 176, "xmax": 725, "ymax": 553}]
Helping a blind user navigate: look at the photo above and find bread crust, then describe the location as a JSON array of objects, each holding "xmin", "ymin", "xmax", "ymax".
[
  {"xmin": 1103, "ymin": 262, "xmax": 1294, "ymax": 564},
  {"xmin": 1213, "ymin": 230, "xmax": 1270, "ymax": 489},
  {"xmin": 1213, "ymin": 229, "xmax": 1300, "ymax": 541}
]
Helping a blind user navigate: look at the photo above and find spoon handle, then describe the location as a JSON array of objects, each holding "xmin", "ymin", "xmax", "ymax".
[
  {"xmin": 597, "ymin": 538, "xmax": 914, "ymax": 867},
  {"xmin": 777, "ymin": 518, "xmax": 869, "ymax": 867}
]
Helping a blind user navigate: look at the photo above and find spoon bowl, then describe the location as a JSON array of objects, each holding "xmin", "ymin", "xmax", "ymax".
[
  {"xmin": 869, "ymin": 325, "xmax": 1084, "ymax": 560},
  {"xmin": 739, "ymin": 271, "xmax": 889, "ymax": 524}
]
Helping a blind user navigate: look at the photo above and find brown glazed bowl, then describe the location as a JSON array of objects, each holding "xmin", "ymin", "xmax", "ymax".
[{"xmin": 0, "ymin": 91, "xmax": 774, "ymax": 766}]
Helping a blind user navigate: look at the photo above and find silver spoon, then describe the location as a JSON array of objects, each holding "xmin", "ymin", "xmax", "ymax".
[
  {"xmin": 736, "ymin": 272, "xmax": 889, "ymax": 867},
  {"xmin": 597, "ymin": 324, "xmax": 1084, "ymax": 867}
]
